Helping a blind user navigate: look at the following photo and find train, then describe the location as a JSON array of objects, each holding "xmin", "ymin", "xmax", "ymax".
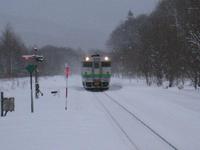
[{"xmin": 81, "ymin": 54, "xmax": 111, "ymax": 90}]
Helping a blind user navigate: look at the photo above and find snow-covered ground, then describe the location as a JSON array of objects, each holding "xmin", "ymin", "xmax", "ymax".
[{"xmin": 0, "ymin": 76, "xmax": 200, "ymax": 150}]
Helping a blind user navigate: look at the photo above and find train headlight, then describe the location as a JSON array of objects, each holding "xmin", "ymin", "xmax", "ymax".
[
  {"xmin": 85, "ymin": 57, "xmax": 90, "ymax": 61},
  {"xmin": 104, "ymin": 56, "xmax": 109, "ymax": 61}
]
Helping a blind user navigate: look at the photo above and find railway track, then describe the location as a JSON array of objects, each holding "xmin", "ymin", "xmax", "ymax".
[
  {"xmin": 93, "ymin": 92, "xmax": 140, "ymax": 150},
  {"xmin": 93, "ymin": 92, "xmax": 178, "ymax": 150}
]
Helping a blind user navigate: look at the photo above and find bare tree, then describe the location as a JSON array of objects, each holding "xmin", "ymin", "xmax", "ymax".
[{"xmin": 0, "ymin": 24, "xmax": 26, "ymax": 77}]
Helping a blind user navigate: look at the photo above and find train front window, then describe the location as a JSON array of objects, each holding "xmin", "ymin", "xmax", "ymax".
[
  {"xmin": 94, "ymin": 62, "xmax": 99, "ymax": 68},
  {"xmin": 83, "ymin": 62, "xmax": 92, "ymax": 67},
  {"xmin": 101, "ymin": 62, "xmax": 111, "ymax": 67}
]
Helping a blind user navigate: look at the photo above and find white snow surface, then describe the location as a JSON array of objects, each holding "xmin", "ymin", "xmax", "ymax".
[{"xmin": 0, "ymin": 76, "xmax": 200, "ymax": 150}]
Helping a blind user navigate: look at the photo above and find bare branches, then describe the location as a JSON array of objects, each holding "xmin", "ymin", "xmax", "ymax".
[
  {"xmin": 108, "ymin": 0, "xmax": 200, "ymax": 89},
  {"xmin": 188, "ymin": 31, "xmax": 200, "ymax": 49}
]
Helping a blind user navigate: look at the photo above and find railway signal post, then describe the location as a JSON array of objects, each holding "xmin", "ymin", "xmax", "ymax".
[
  {"xmin": 33, "ymin": 47, "xmax": 44, "ymax": 99},
  {"xmin": 65, "ymin": 63, "xmax": 70, "ymax": 110},
  {"xmin": 26, "ymin": 64, "xmax": 37, "ymax": 113},
  {"xmin": 22, "ymin": 48, "xmax": 44, "ymax": 100},
  {"xmin": 22, "ymin": 50, "xmax": 44, "ymax": 113}
]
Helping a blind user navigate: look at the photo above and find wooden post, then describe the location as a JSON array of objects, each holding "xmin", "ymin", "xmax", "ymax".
[{"xmin": 1, "ymin": 92, "xmax": 4, "ymax": 117}]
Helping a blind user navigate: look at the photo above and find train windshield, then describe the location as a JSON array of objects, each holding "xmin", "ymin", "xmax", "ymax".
[
  {"xmin": 94, "ymin": 62, "xmax": 99, "ymax": 68},
  {"xmin": 101, "ymin": 62, "xmax": 111, "ymax": 67},
  {"xmin": 83, "ymin": 62, "xmax": 92, "ymax": 67}
]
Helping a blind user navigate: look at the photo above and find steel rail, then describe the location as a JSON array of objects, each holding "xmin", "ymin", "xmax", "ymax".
[
  {"xmin": 103, "ymin": 92, "xmax": 178, "ymax": 150},
  {"xmin": 93, "ymin": 93, "xmax": 140, "ymax": 150}
]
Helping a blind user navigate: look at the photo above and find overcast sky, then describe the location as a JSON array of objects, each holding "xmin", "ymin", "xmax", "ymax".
[{"xmin": 0, "ymin": 0, "xmax": 159, "ymax": 50}]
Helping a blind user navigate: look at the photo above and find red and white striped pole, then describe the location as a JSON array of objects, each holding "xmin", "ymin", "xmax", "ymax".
[{"xmin": 65, "ymin": 63, "xmax": 70, "ymax": 110}]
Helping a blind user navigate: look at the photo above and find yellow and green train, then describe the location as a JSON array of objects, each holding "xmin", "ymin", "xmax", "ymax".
[{"xmin": 81, "ymin": 54, "xmax": 111, "ymax": 90}]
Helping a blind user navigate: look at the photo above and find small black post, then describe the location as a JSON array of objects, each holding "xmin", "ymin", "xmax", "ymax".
[
  {"xmin": 1, "ymin": 92, "xmax": 4, "ymax": 117},
  {"xmin": 30, "ymin": 73, "xmax": 34, "ymax": 113}
]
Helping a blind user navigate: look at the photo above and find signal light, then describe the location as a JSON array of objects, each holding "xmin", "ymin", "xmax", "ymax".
[
  {"xmin": 22, "ymin": 55, "xmax": 35, "ymax": 60},
  {"xmin": 35, "ymin": 55, "xmax": 44, "ymax": 62},
  {"xmin": 22, "ymin": 55, "xmax": 44, "ymax": 62}
]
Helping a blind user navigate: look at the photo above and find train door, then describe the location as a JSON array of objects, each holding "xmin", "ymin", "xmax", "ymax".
[{"xmin": 92, "ymin": 57, "xmax": 101, "ymax": 86}]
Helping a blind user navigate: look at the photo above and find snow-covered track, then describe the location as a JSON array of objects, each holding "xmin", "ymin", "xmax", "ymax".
[
  {"xmin": 94, "ymin": 92, "xmax": 140, "ymax": 150},
  {"xmin": 102, "ymin": 92, "xmax": 178, "ymax": 150}
]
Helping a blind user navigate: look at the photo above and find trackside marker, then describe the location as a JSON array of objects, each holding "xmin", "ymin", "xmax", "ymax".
[{"xmin": 65, "ymin": 63, "xmax": 70, "ymax": 110}]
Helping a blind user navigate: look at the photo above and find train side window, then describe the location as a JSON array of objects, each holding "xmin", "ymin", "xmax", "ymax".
[
  {"xmin": 83, "ymin": 62, "xmax": 92, "ymax": 67},
  {"xmin": 101, "ymin": 62, "xmax": 111, "ymax": 67}
]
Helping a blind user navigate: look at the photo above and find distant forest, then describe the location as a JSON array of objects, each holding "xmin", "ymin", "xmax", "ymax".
[
  {"xmin": 108, "ymin": 0, "xmax": 200, "ymax": 89},
  {"xmin": 0, "ymin": 25, "xmax": 83, "ymax": 78}
]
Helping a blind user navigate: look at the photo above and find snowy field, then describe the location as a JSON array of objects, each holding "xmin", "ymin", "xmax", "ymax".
[{"xmin": 0, "ymin": 75, "xmax": 200, "ymax": 150}]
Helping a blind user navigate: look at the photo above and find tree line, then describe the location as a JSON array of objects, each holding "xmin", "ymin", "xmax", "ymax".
[
  {"xmin": 0, "ymin": 25, "xmax": 82, "ymax": 78},
  {"xmin": 107, "ymin": 0, "xmax": 200, "ymax": 89}
]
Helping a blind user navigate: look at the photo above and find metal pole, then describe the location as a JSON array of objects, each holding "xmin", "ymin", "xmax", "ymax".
[
  {"xmin": 1, "ymin": 92, "xmax": 4, "ymax": 117},
  {"xmin": 30, "ymin": 73, "xmax": 34, "ymax": 113},
  {"xmin": 34, "ymin": 47, "xmax": 39, "ymax": 99},
  {"xmin": 35, "ymin": 66, "xmax": 39, "ymax": 99}
]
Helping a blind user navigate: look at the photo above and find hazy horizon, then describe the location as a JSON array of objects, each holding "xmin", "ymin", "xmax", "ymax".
[{"xmin": 0, "ymin": 0, "xmax": 159, "ymax": 50}]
